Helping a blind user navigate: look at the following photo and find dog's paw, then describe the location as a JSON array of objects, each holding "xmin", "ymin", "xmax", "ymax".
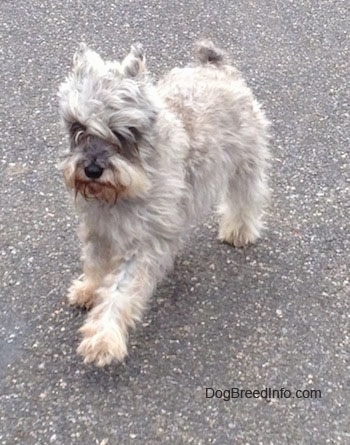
[
  {"xmin": 67, "ymin": 278, "xmax": 96, "ymax": 309},
  {"xmin": 77, "ymin": 320, "xmax": 128, "ymax": 367},
  {"xmin": 219, "ymin": 226, "xmax": 259, "ymax": 248}
]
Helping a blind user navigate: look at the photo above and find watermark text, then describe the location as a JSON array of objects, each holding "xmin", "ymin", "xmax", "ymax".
[{"xmin": 205, "ymin": 387, "xmax": 322, "ymax": 401}]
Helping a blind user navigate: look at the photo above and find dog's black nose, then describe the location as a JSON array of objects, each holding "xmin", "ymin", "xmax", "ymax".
[{"xmin": 84, "ymin": 163, "xmax": 103, "ymax": 179}]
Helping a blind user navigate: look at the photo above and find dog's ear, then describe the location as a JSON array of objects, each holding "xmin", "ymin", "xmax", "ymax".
[
  {"xmin": 121, "ymin": 44, "xmax": 146, "ymax": 78},
  {"xmin": 72, "ymin": 43, "xmax": 105, "ymax": 77}
]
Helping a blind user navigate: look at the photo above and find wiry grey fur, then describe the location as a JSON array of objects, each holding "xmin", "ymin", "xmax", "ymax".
[{"xmin": 58, "ymin": 40, "xmax": 271, "ymax": 366}]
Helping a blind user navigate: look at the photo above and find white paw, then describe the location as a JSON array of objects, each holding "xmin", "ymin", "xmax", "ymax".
[
  {"xmin": 67, "ymin": 278, "xmax": 96, "ymax": 309},
  {"xmin": 218, "ymin": 214, "xmax": 262, "ymax": 248},
  {"xmin": 77, "ymin": 320, "xmax": 128, "ymax": 367},
  {"xmin": 219, "ymin": 227, "xmax": 259, "ymax": 247}
]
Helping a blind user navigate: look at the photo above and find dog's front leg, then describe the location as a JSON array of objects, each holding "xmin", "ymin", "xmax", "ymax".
[
  {"xmin": 77, "ymin": 255, "xmax": 159, "ymax": 366},
  {"xmin": 67, "ymin": 223, "xmax": 118, "ymax": 309}
]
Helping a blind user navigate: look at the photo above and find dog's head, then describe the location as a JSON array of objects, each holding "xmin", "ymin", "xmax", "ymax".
[{"xmin": 58, "ymin": 44, "xmax": 157, "ymax": 204}]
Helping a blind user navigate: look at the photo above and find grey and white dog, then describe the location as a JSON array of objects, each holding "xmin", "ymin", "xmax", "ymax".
[{"xmin": 58, "ymin": 40, "xmax": 270, "ymax": 366}]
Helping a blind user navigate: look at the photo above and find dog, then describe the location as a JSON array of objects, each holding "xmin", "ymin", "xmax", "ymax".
[{"xmin": 58, "ymin": 40, "xmax": 270, "ymax": 366}]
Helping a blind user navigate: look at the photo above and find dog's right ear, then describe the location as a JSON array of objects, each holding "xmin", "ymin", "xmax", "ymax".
[
  {"xmin": 72, "ymin": 43, "xmax": 105, "ymax": 77},
  {"xmin": 121, "ymin": 44, "xmax": 146, "ymax": 78}
]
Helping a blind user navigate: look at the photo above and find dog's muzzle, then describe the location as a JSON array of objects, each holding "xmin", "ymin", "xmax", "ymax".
[{"xmin": 84, "ymin": 163, "xmax": 104, "ymax": 179}]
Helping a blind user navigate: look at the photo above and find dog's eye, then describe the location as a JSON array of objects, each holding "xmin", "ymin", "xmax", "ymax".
[
  {"xmin": 70, "ymin": 122, "xmax": 86, "ymax": 146},
  {"xmin": 70, "ymin": 122, "xmax": 86, "ymax": 134},
  {"xmin": 128, "ymin": 127, "xmax": 141, "ymax": 140},
  {"xmin": 111, "ymin": 130, "xmax": 140, "ymax": 161},
  {"xmin": 112, "ymin": 130, "xmax": 125, "ymax": 142},
  {"xmin": 112, "ymin": 128, "xmax": 140, "ymax": 143}
]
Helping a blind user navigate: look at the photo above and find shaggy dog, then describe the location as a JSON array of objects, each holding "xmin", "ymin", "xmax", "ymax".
[{"xmin": 58, "ymin": 40, "xmax": 270, "ymax": 366}]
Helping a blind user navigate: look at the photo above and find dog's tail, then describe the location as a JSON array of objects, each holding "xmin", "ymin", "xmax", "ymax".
[{"xmin": 195, "ymin": 40, "xmax": 228, "ymax": 66}]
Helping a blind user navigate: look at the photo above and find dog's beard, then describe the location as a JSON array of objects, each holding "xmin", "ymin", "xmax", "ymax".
[
  {"xmin": 74, "ymin": 175, "xmax": 122, "ymax": 204},
  {"xmin": 61, "ymin": 157, "xmax": 150, "ymax": 204}
]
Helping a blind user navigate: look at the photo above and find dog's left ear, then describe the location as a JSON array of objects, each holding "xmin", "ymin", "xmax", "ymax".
[
  {"xmin": 121, "ymin": 44, "xmax": 146, "ymax": 78},
  {"xmin": 72, "ymin": 43, "xmax": 106, "ymax": 77}
]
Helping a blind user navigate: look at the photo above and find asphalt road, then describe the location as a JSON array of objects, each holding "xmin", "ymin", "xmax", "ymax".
[{"xmin": 1, "ymin": 1, "xmax": 349, "ymax": 444}]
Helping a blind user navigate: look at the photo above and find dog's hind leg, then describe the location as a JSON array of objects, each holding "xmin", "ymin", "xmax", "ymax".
[{"xmin": 218, "ymin": 155, "xmax": 270, "ymax": 248}]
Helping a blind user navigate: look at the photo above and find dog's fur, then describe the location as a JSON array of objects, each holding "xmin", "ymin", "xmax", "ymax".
[{"xmin": 58, "ymin": 40, "xmax": 270, "ymax": 366}]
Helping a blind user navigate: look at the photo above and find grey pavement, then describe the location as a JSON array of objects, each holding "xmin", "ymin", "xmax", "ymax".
[{"xmin": 1, "ymin": 0, "xmax": 349, "ymax": 444}]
